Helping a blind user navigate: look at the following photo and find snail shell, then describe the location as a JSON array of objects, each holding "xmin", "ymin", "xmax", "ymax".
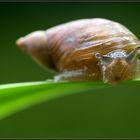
[{"xmin": 16, "ymin": 18, "xmax": 140, "ymax": 84}]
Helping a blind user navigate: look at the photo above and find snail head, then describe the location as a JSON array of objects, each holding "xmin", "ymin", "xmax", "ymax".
[{"xmin": 96, "ymin": 47, "xmax": 140, "ymax": 84}]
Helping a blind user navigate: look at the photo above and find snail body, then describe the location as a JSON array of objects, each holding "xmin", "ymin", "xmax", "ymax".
[{"xmin": 16, "ymin": 18, "xmax": 140, "ymax": 84}]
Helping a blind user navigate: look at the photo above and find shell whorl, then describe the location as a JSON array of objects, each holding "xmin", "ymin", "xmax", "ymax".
[
  {"xmin": 45, "ymin": 18, "xmax": 140, "ymax": 70},
  {"xmin": 16, "ymin": 31, "xmax": 56, "ymax": 71}
]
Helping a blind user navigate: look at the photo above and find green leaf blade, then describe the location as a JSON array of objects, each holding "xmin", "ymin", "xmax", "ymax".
[{"xmin": 0, "ymin": 79, "xmax": 139, "ymax": 121}]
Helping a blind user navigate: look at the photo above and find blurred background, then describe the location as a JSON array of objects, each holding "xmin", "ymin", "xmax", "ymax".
[
  {"xmin": 0, "ymin": 2, "xmax": 140, "ymax": 138},
  {"xmin": 1, "ymin": 2, "xmax": 140, "ymax": 84}
]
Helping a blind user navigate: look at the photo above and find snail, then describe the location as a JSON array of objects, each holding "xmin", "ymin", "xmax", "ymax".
[{"xmin": 16, "ymin": 18, "xmax": 140, "ymax": 84}]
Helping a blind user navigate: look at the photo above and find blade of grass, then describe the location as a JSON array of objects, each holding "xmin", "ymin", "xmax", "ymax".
[
  {"xmin": 0, "ymin": 80, "xmax": 108, "ymax": 120},
  {"xmin": 0, "ymin": 79, "xmax": 140, "ymax": 120}
]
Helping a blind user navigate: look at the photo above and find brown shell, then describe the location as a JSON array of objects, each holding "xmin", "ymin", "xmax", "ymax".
[{"xmin": 45, "ymin": 18, "xmax": 140, "ymax": 80}]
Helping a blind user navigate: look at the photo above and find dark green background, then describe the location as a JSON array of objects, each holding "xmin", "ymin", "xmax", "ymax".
[
  {"xmin": 0, "ymin": 2, "xmax": 140, "ymax": 138},
  {"xmin": 1, "ymin": 2, "xmax": 140, "ymax": 84}
]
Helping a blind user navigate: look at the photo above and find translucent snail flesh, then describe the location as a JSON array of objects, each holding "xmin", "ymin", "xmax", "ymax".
[{"xmin": 16, "ymin": 18, "xmax": 140, "ymax": 84}]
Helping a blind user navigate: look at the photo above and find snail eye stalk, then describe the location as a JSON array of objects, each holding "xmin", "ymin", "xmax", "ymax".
[
  {"xmin": 95, "ymin": 53, "xmax": 113, "ymax": 64},
  {"xmin": 95, "ymin": 53, "xmax": 102, "ymax": 59},
  {"xmin": 126, "ymin": 46, "xmax": 140, "ymax": 62}
]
